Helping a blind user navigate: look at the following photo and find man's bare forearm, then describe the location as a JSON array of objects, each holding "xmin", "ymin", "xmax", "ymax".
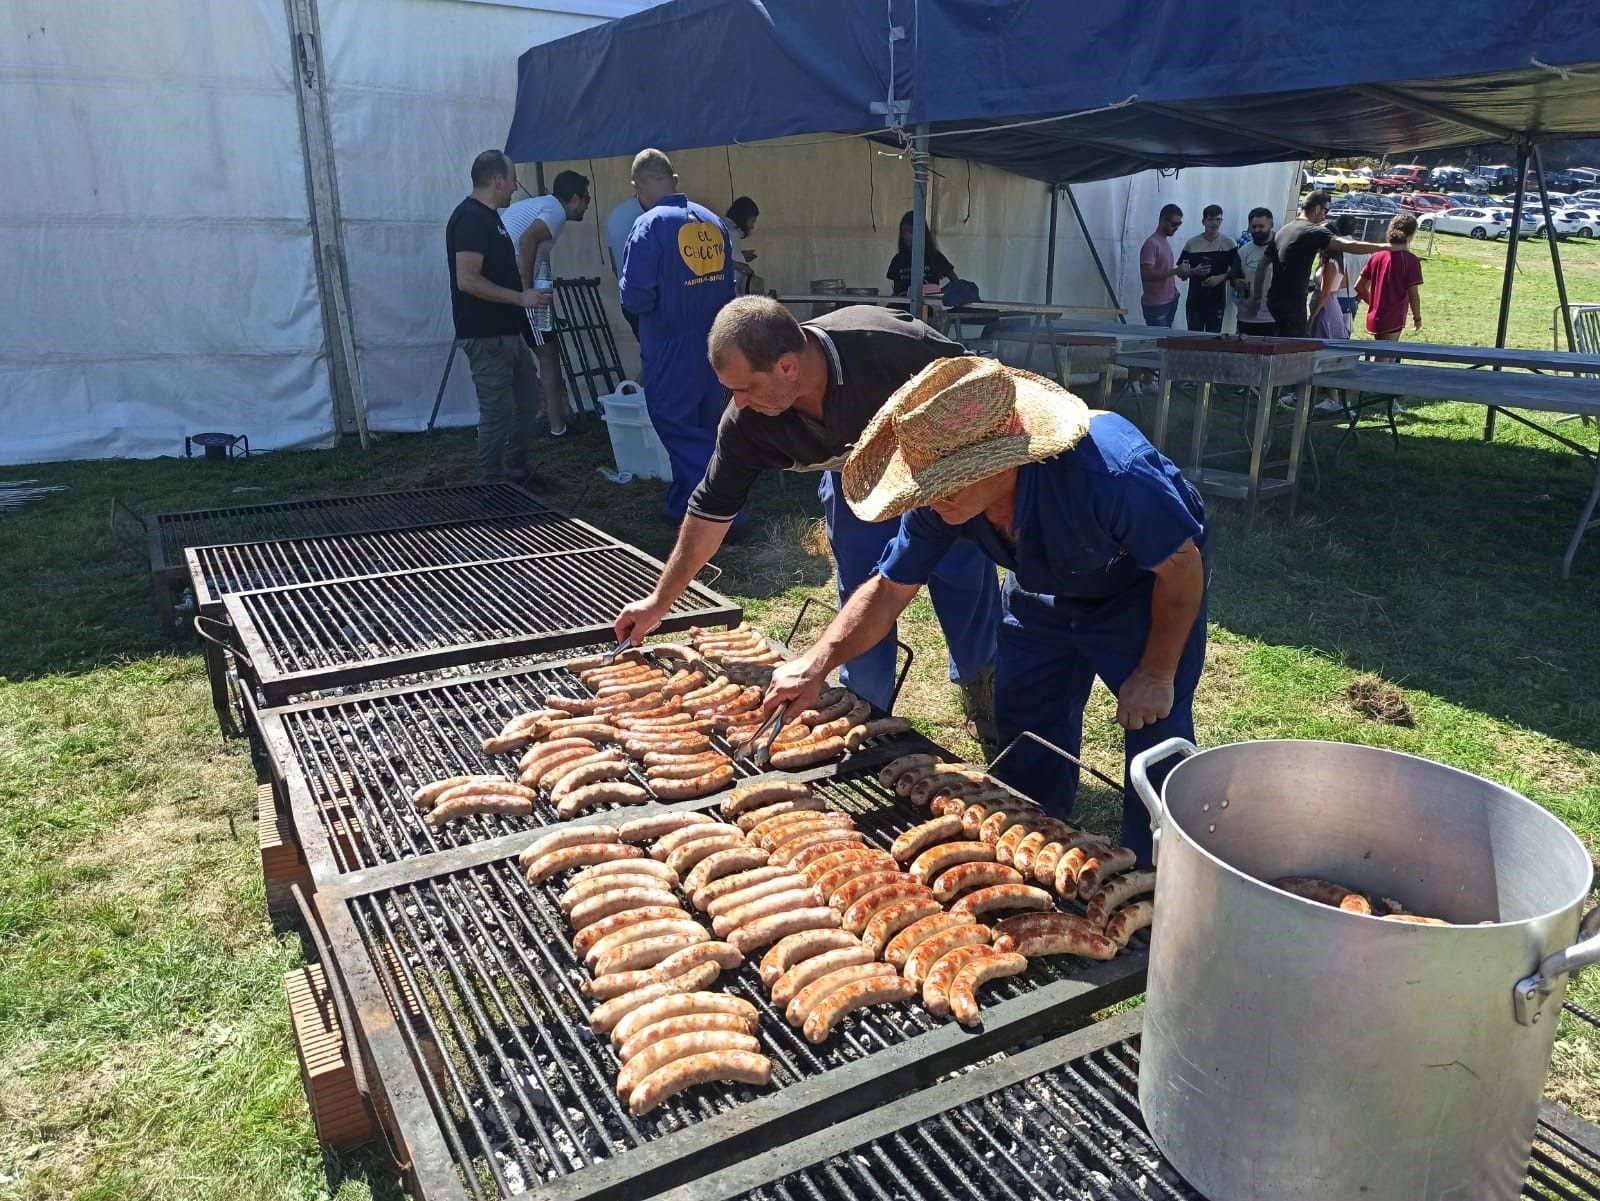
[
  {"xmin": 649, "ymin": 516, "xmax": 731, "ymax": 606},
  {"xmin": 1139, "ymin": 541, "xmax": 1204, "ymax": 679}
]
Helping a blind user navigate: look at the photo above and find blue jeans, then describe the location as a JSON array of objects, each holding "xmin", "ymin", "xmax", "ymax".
[
  {"xmin": 1142, "ymin": 298, "xmax": 1180, "ymax": 328},
  {"xmin": 818, "ymin": 471, "xmax": 1000, "ymax": 711},
  {"xmin": 988, "ymin": 575, "xmax": 1208, "ymax": 867}
]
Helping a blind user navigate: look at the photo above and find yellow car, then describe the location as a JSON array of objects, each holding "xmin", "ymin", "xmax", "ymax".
[{"xmin": 1324, "ymin": 167, "xmax": 1372, "ymax": 192}]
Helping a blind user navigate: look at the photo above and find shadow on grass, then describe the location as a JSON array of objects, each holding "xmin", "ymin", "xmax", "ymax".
[{"xmin": 324, "ymin": 1144, "xmax": 410, "ymax": 1201}]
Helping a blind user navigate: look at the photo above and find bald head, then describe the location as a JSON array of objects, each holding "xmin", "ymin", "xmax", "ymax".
[{"xmin": 631, "ymin": 148, "xmax": 679, "ymax": 209}]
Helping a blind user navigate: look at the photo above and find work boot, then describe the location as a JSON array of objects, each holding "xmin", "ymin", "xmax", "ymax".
[{"xmin": 958, "ymin": 665, "xmax": 999, "ymax": 755}]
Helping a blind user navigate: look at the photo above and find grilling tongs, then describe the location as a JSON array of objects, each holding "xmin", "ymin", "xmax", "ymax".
[
  {"xmin": 735, "ymin": 706, "xmax": 786, "ymax": 767},
  {"xmin": 599, "ymin": 636, "xmax": 635, "ymax": 666}
]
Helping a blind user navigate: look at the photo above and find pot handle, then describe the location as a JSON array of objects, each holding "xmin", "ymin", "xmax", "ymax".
[
  {"xmin": 1127, "ymin": 737, "xmax": 1196, "ymax": 864},
  {"xmin": 1514, "ymin": 904, "xmax": 1600, "ymax": 1026}
]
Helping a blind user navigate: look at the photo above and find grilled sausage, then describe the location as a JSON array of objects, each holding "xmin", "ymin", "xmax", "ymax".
[
  {"xmin": 882, "ymin": 911, "xmax": 966, "ymax": 968},
  {"xmin": 909, "ymin": 768, "xmax": 992, "ymax": 807},
  {"xmin": 521, "ymin": 824, "xmax": 622, "ymax": 867},
  {"xmin": 995, "ymin": 817, "xmax": 1064, "ymax": 863},
  {"xmin": 908, "ymin": 840, "xmax": 996, "ymax": 885},
  {"xmin": 891, "ymin": 816, "xmax": 965, "ymax": 865},
  {"xmin": 812, "ymin": 857, "xmax": 903, "ymax": 904},
  {"xmin": 861, "ymin": 896, "xmax": 945, "ymax": 957},
  {"xmin": 1085, "ymin": 871, "xmax": 1157, "ymax": 928},
  {"xmin": 827, "ymin": 869, "xmax": 914, "ymax": 912},
  {"xmin": 548, "ymin": 756, "xmax": 632, "ymax": 804},
  {"xmin": 722, "ymin": 780, "xmax": 814, "ymax": 819},
  {"xmin": 878, "ymin": 753, "xmax": 937, "ymax": 788},
  {"xmin": 411, "ymin": 774, "xmax": 501, "ymax": 811},
  {"xmin": 713, "ymin": 887, "xmax": 825, "ymax": 938},
  {"xmin": 609, "ymin": 989, "xmax": 759, "ymax": 1047},
  {"xmin": 567, "ymin": 891, "xmax": 682, "ymax": 932},
  {"xmin": 615, "ymin": 1010, "xmax": 757, "ymax": 1065},
  {"xmin": 728, "ymin": 906, "xmax": 842, "ymax": 955},
  {"xmin": 788, "ymin": 838, "xmax": 873, "ymax": 873},
  {"xmin": 616, "ymin": 1030, "xmax": 761, "ymax": 1099},
  {"xmin": 588, "ymin": 966, "xmax": 723, "ymax": 1036},
  {"xmin": 807, "ymin": 690, "xmax": 861, "ymax": 725},
  {"xmin": 659, "ymin": 670, "xmax": 708, "ymax": 698},
  {"xmin": 704, "ymin": 871, "xmax": 810, "ymax": 919},
  {"xmin": 1105, "ymin": 899, "xmax": 1155, "ymax": 947},
  {"xmin": 651, "ymin": 764, "xmax": 737, "ymax": 801},
  {"xmin": 559, "ymin": 873, "xmax": 674, "ymax": 914},
  {"xmin": 584, "ymin": 918, "xmax": 704, "ymax": 969},
  {"xmin": 904, "ymin": 923, "xmax": 994, "ymax": 986},
  {"xmin": 806, "ymin": 715, "xmax": 857, "ymax": 742},
  {"xmin": 617, "ymin": 811, "xmax": 716, "ymax": 844},
  {"xmin": 921, "ymin": 943, "xmax": 997, "ymax": 1018},
  {"xmin": 1271, "ymin": 876, "xmax": 1374, "ymax": 915},
  {"xmin": 758, "ymin": 928, "xmax": 864, "ymax": 986},
  {"xmin": 594, "ymin": 929, "xmax": 710, "ymax": 977},
  {"xmin": 647, "ymin": 756, "xmax": 734, "ymax": 782},
  {"xmin": 628, "ymin": 1050, "xmax": 772, "ymax": 1116},
  {"xmin": 766, "ymin": 737, "xmax": 847, "ymax": 771},
  {"xmin": 803, "ymin": 848, "xmax": 897, "ymax": 887},
  {"xmin": 521, "ymin": 746, "xmax": 599, "ymax": 789},
  {"xmin": 785, "ymin": 961, "xmax": 898, "ymax": 1027},
  {"xmin": 991, "ymin": 912, "xmax": 1118, "ymax": 961},
  {"xmin": 932, "ymin": 861, "xmax": 1025, "ymax": 904},
  {"xmin": 1051, "ymin": 842, "xmax": 1112, "ymax": 897},
  {"xmin": 664, "ymin": 833, "xmax": 747, "ymax": 876},
  {"xmin": 572, "ymin": 906, "xmax": 690, "ymax": 957},
  {"xmin": 541, "ymin": 722, "xmax": 620, "ymax": 744},
  {"xmin": 796, "ymin": 687, "xmax": 848, "ymax": 725},
  {"xmin": 683, "ymin": 847, "xmax": 773, "ymax": 897},
  {"xmin": 652, "ymin": 822, "xmax": 744, "ymax": 860},
  {"xmin": 750, "ymin": 811, "xmax": 854, "ymax": 850},
  {"xmin": 844, "ymin": 717, "xmax": 914, "ymax": 750},
  {"xmin": 481, "ymin": 731, "xmax": 535, "ymax": 756},
  {"xmin": 640, "ymin": 748, "xmax": 722, "ymax": 766},
  {"xmin": 770, "ymin": 945, "xmax": 877, "ymax": 1007},
  {"xmin": 596, "ymin": 678, "xmax": 665, "ymax": 701},
  {"xmin": 572, "ymin": 858, "xmax": 678, "ymax": 888},
  {"xmin": 622, "ymin": 734, "xmax": 714, "ymax": 757},
  {"xmin": 769, "ymin": 827, "xmax": 866, "ymax": 865},
  {"xmin": 732, "ymin": 796, "xmax": 828, "ymax": 832},
  {"xmin": 958, "ymin": 797, "xmax": 1034, "ymax": 837},
  {"xmin": 433, "ymin": 779, "xmax": 538, "ymax": 808},
  {"xmin": 948, "ymin": 950, "xmax": 1030, "ymax": 1027},
  {"xmin": 950, "ymin": 883, "xmax": 1055, "ymax": 920},
  {"xmin": 427, "ymin": 793, "xmax": 534, "ymax": 824},
  {"xmin": 1012, "ymin": 829, "xmax": 1060, "ymax": 875},
  {"xmin": 978, "ymin": 807, "xmax": 1052, "ymax": 846},
  {"xmin": 524, "ymin": 841, "xmax": 647, "ymax": 887},
  {"xmin": 1076, "ymin": 848, "xmax": 1139, "ymax": 900},
  {"xmin": 1030, "ymin": 840, "xmax": 1068, "ymax": 886},
  {"xmin": 545, "ymin": 693, "xmax": 603, "ymax": 716},
  {"xmin": 841, "ymin": 881, "xmax": 936, "ymax": 936},
  {"xmin": 692, "ymin": 865, "xmax": 794, "ymax": 912},
  {"xmin": 567, "ymin": 647, "xmax": 645, "ymax": 671},
  {"xmin": 802, "ymin": 974, "xmax": 917, "ymax": 1044}
]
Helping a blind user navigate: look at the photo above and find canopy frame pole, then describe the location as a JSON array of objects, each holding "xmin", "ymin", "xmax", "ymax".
[
  {"xmin": 1064, "ymin": 184, "xmax": 1125, "ymax": 323},
  {"xmin": 1045, "ymin": 185, "xmax": 1060, "ymax": 304},
  {"xmin": 1486, "ymin": 142, "xmax": 1531, "ymax": 441},
  {"xmin": 1533, "ymin": 146, "xmax": 1577, "ymax": 354},
  {"xmin": 535, "ymin": 162, "xmax": 547, "ymax": 194},
  {"xmin": 907, "ymin": 124, "xmax": 930, "ymax": 322}
]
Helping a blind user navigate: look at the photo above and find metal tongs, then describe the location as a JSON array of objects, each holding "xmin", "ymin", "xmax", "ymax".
[
  {"xmin": 599, "ymin": 636, "xmax": 636, "ymax": 666},
  {"xmin": 735, "ymin": 707, "xmax": 786, "ymax": 768}
]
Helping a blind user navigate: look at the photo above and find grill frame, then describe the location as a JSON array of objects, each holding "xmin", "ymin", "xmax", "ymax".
[
  {"xmin": 310, "ymin": 804, "xmax": 1149, "ymax": 1201},
  {"xmin": 649, "ymin": 1007, "xmax": 1600, "ymax": 1201},
  {"xmin": 224, "ymin": 548, "xmax": 740, "ymax": 707}
]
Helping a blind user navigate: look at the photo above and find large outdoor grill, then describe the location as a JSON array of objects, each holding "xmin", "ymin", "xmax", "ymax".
[
  {"xmin": 310, "ymin": 762, "xmax": 1148, "ymax": 1201},
  {"xmin": 224, "ymin": 548, "xmax": 739, "ymax": 707},
  {"xmin": 651, "ymin": 1008, "xmax": 1600, "ymax": 1201},
  {"xmin": 149, "ymin": 482, "xmax": 551, "ymax": 617}
]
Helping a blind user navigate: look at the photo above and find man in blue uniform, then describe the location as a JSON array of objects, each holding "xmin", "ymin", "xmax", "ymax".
[
  {"xmin": 761, "ymin": 358, "xmax": 1207, "ymax": 865},
  {"xmin": 618, "ymin": 149, "xmax": 737, "ymax": 524},
  {"xmin": 614, "ymin": 297, "xmax": 1002, "ymax": 739}
]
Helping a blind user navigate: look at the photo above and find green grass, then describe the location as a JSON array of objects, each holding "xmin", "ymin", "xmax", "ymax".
[{"xmin": 1, "ymin": 241, "xmax": 1598, "ymax": 1198}]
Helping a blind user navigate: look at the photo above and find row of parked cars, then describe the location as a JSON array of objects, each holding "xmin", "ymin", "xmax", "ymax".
[
  {"xmin": 1327, "ymin": 187, "xmax": 1600, "ymax": 240},
  {"xmin": 1305, "ymin": 163, "xmax": 1600, "ymax": 196}
]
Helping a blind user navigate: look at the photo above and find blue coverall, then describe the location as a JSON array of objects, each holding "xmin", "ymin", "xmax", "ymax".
[
  {"xmin": 874, "ymin": 413, "xmax": 1208, "ymax": 865},
  {"xmin": 619, "ymin": 195, "xmax": 737, "ymax": 521}
]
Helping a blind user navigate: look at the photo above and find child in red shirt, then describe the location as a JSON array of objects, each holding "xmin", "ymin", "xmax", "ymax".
[{"xmin": 1356, "ymin": 214, "xmax": 1424, "ymax": 340}]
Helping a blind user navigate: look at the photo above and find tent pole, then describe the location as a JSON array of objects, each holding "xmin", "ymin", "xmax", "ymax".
[
  {"xmin": 1486, "ymin": 142, "xmax": 1530, "ymax": 441},
  {"xmin": 535, "ymin": 162, "xmax": 547, "ymax": 194},
  {"xmin": 1532, "ymin": 146, "xmax": 1576, "ymax": 353},
  {"xmin": 1045, "ymin": 185, "xmax": 1060, "ymax": 304},
  {"xmin": 907, "ymin": 124, "xmax": 930, "ymax": 322},
  {"xmin": 1064, "ymin": 184, "xmax": 1125, "ymax": 322}
]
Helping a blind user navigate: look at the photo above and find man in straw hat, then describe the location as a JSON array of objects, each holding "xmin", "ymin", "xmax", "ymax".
[
  {"xmin": 762, "ymin": 357, "xmax": 1208, "ymax": 864},
  {"xmin": 614, "ymin": 297, "xmax": 1003, "ymax": 739}
]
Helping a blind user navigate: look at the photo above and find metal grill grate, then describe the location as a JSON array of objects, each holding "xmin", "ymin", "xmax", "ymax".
[
  {"xmin": 226, "ymin": 548, "xmax": 740, "ymax": 705},
  {"xmin": 149, "ymin": 482, "xmax": 551, "ymax": 581},
  {"xmin": 187, "ymin": 514, "xmax": 615, "ymax": 615},
  {"xmin": 317, "ymin": 761, "xmax": 1147, "ymax": 1201}
]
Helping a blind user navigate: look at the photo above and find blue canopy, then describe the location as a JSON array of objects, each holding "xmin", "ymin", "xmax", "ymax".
[{"xmin": 506, "ymin": 0, "xmax": 1600, "ymax": 183}]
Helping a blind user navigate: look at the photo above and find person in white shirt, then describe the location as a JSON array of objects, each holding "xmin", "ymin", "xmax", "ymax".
[
  {"xmin": 1231, "ymin": 207, "xmax": 1277, "ymax": 335},
  {"xmin": 500, "ymin": 170, "xmax": 591, "ymax": 436},
  {"xmin": 606, "ymin": 194, "xmax": 645, "ymax": 341}
]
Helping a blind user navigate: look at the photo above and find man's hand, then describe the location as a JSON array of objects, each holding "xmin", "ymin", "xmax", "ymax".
[
  {"xmin": 615, "ymin": 596, "xmax": 668, "ymax": 647},
  {"xmin": 1203, "ymin": 274, "xmax": 1227, "ymax": 288},
  {"xmin": 763, "ymin": 654, "xmax": 829, "ymax": 721},
  {"xmin": 1412, "ymin": 314, "xmax": 1423, "ymax": 331},
  {"xmin": 521, "ymin": 288, "xmax": 552, "ymax": 309},
  {"xmin": 1175, "ymin": 263, "xmax": 1192, "ymax": 281},
  {"xmin": 1117, "ymin": 668, "xmax": 1175, "ymax": 731}
]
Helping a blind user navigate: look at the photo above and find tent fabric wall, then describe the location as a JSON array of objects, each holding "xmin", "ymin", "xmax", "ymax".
[{"xmin": 1, "ymin": 0, "xmax": 335, "ymax": 466}]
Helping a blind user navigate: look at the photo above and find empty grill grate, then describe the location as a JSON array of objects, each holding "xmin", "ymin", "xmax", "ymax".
[
  {"xmin": 187, "ymin": 513, "xmax": 617, "ymax": 615},
  {"xmin": 315, "ymin": 761, "xmax": 1147, "ymax": 1200},
  {"xmin": 226, "ymin": 548, "xmax": 740, "ymax": 705}
]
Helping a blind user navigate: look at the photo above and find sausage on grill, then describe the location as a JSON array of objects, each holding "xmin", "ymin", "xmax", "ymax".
[
  {"xmin": 991, "ymin": 912, "xmax": 1118, "ymax": 961},
  {"xmin": 616, "ymin": 1011, "xmax": 756, "ymax": 1066},
  {"xmin": 931, "ymin": 861, "xmax": 1025, "ymax": 904},
  {"xmin": 588, "ymin": 965, "xmax": 723, "ymax": 1035},
  {"xmin": 691, "ymin": 865, "xmax": 793, "ymax": 912},
  {"xmin": 767, "ymin": 737, "xmax": 847, "ymax": 771},
  {"xmin": 609, "ymin": 989, "xmax": 759, "ymax": 1047},
  {"xmin": 948, "ymin": 950, "xmax": 1030, "ymax": 1027},
  {"xmin": 627, "ymin": 1050, "xmax": 772, "ymax": 1116},
  {"xmin": 861, "ymin": 896, "xmax": 945, "ymax": 957},
  {"xmin": 520, "ymin": 824, "xmax": 621, "ymax": 867},
  {"xmin": 758, "ymin": 928, "xmax": 863, "ymax": 986},
  {"xmin": 525, "ymin": 841, "xmax": 646, "ymax": 887},
  {"xmin": 909, "ymin": 841, "xmax": 996, "ymax": 885},
  {"xmin": 733, "ymin": 796, "xmax": 827, "ymax": 832},
  {"xmin": 651, "ymin": 764, "xmax": 737, "ymax": 801},
  {"xmin": 904, "ymin": 923, "xmax": 993, "ymax": 986},
  {"xmin": 727, "ymin": 906, "xmax": 842, "ymax": 955},
  {"xmin": 427, "ymin": 793, "xmax": 534, "ymax": 824},
  {"xmin": 883, "ymin": 911, "xmax": 966, "ymax": 968},
  {"xmin": 891, "ymin": 816, "xmax": 964, "ymax": 864},
  {"xmin": 802, "ymin": 974, "xmax": 918, "ymax": 1044},
  {"xmin": 617, "ymin": 811, "xmax": 716, "ymax": 845},
  {"xmin": 722, "ymin": 780, "xmax": 814, "ymax": 819}
]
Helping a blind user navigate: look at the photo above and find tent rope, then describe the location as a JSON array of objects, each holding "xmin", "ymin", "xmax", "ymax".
[{"xmin": 1530, "ymin": 55, "xmax": 1600, "ymax": 80}]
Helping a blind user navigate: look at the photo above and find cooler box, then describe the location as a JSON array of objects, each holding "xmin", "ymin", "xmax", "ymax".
[{"xmin": 598, "ymin": 381, "xmax": 672, "ymax": 481}]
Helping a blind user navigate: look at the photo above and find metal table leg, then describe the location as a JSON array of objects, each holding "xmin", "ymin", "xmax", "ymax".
[
  {"xmin": 1153, "ymin": 377, "xmax": 1175, "ymax": 453},
  {"xmin": 1285, "ymin": 383, "xmax": 1313, "ymax": 518},
  {"xmin": 1187, "ymin": 381, "xmax": 1215, "ymax": 476},
  {"xmin": 1245, "ymin": 383, "xmax": 1274, "ymax": 531},
  {"xmin": 1099, "ymin": 364, "xmax": 1116, "ymax": 406},
  {"xmin": 1561, "ymin": 454, "xmax": 1600, "ymax": 579}
]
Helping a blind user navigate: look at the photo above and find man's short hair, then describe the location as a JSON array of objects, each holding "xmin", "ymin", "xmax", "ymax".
[
  {"xmin": 1202, "ymin": 204, "xmax": 1223, "ymax": 221},
  {"xmin": 552, "ymin": 170, "xmax": 590, "ymax": 203},
  {"xmin": 1387, "ymin": 212, "xmax": 1419, "ymax": 243},
  {"xmin": 1248, "ymin": 206, "xmax": 1274, "ymax": 223},
  {"xmin": 631, "ymin": 148, "xmax": 675, "ymax": 183},
  {"xmin": 1160, "ymin": 203, "xmax": 1183, "ymax": 221},
  {"xmin": 1305, "ymin": 190, "xmax": 1332, "ymax": 212},
  {"xmin": 471, "ymin": 149, "xmax": 512, "ymax": 187},
  {"xmin": 708, "ymin": 296, "xmax": 806, "ymax": 372}
]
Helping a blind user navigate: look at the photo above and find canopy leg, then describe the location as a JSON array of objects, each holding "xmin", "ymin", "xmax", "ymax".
[
  {"xmin": 1487, "ymin": 143, "xmax": 1530, "ymax": 441},
  {"xmin": 907, "ymin": 124, "xmax": 930, "ymax": 322}
]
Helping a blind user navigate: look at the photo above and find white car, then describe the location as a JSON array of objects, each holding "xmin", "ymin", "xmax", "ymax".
[
  {"xmin": 1418, "ymin": 206, "xmax": 1514, "ymax": 239},
  {"xmin": 1550, "ymin": 209, "xmax": 1598, "ymax": 238},
  {"xmin": 1303, "ymin": 167, "xmax": 1340, "ymax": 191}
]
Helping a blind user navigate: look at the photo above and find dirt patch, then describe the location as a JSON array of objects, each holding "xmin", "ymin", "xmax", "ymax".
[{"xmin": 1344, "ymin": 676, "xmax": 1414, "ymax": 726}]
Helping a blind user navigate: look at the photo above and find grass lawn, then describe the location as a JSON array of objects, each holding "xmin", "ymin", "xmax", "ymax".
[{"xmin": 1, "ymin": 237, "xmax": 1598, "ymax": 1199}]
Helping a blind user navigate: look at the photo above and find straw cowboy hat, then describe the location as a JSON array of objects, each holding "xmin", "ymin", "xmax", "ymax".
[{"xmin": 843, "ymin": 356, "xmax": 1090, "ymax": 522}]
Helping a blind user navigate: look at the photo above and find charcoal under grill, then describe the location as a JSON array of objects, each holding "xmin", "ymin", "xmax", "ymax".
[
  {"xmin": 187, "ymin": 513, "xmax": 618, "ymax": 618},
  {"xmin": 225, "ymin": 548, "xmax": 740, "ymax": 706},
  {"xmin": 310, "ymin": 759, "xmax": 1147, "ymax": 1201},
  {"xmin": 647, "ymin": 1007, "xmax": 1600, "ymax": 1201}
]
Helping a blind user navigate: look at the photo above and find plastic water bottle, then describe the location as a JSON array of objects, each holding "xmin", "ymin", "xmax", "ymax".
[{"xmin": 530, "ymin": 263, "xmax": 554, "ymax": 333}]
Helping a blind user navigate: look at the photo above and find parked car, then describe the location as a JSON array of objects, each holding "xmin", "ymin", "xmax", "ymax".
[
  {"xmin": 1567, "ymin": 168, "xmax": 1600, "ymax": 189},
  {"xmin": 1402, "ymin": 192, "xmax": 1452, "ymax": 213},
  {"xmin": 1330, "ymin": 193, "xmax": 1400, "ymax": 216},
  {"xmin": 1574, "ymin": 190, "xmax": 1600, "ymax": 205},
  {"xmin": 1302, "ymin": 167, "xmax": 1340, "ymax": 191},
  {"xmin": 1549, "ymin": 209, "xmax": 1598, "ymax": 238},
  {"xmin": 1486, "ymin": 207, "xmax": 1545, "ymax": 238},
  {"xmin": 1418, "ymin": 207, "xmax": 1512, "ymax": 239},
  {"xmin": 1479, "ymin": 164, "xmax": 1520, "ymax": 190},
  {"xmin": 1430, "ymin": 167, "xmax": 1481, "ymax": 192},
  {"xmin": 1373, "ymin": 164, "xmax": 1430, "ymax": 192},
  {"xmin": 1324, "ymin": 166, "xmax": 1372, "ymax": 192}
]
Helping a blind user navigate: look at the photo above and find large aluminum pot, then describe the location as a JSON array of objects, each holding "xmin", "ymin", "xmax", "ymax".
[{"xmin": 1129, "ymin": 737, "xmax": 1599, "ymax": 1201}]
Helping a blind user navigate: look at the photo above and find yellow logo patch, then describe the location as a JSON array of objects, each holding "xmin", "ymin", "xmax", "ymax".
[{"xmin": 678, "ymin": 222, "xmax": 726, "ymax": 278}]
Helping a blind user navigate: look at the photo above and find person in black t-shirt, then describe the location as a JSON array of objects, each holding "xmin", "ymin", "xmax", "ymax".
[
  {"xmin": 1249, "ymin": 192, "xmax": 1386, "ymax": 338},
  {"xmin": 445, "ymin": 150, "xmax": 547, "ymax": 482},
  {"xmin": 886, "ymin": 210, "xmax": 958, "ymax": 297},
  {"xmin": 613, "ymin": 297, "xmax": 1003, "ymax": 743},
  {"xmin": 1177, "ymin": 205, "xmax": 1243, "ymax": 333}
]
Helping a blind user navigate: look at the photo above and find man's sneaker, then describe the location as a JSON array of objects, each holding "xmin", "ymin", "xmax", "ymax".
[
  {"xmin": 958, "ymin": 665, "xmax": 999, "ymax": 754},
  {"xmin": 1314, "ymin": 397, "xmax": 1345, "ymax": 414}
]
